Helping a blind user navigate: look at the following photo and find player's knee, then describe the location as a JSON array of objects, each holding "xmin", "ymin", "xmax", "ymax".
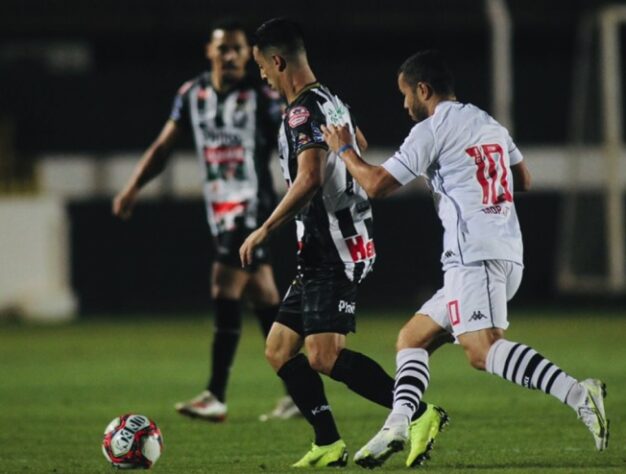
[
  {"xmin": 396, "ymin": 323, "xmax": 430, "ymax": 351},
  {"xmin": 461, "ymin": 344, "xmax": 489, "ymax": 370},
  {"xmin": 265, "ymin": 342, "xmax": 289, "ymax": 371},
  {"xmin": 306, "ymin": 350, "xmax": 336, "ymax": 375}
]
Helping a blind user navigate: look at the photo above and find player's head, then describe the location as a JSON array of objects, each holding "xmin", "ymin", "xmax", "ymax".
[
  {"xmin": 206, "ymin": 19, "xmax": 250, "ymax": 85},
  {"xmin": 397, "ymin": 50, "xmax": 455, "ymax": 123},
  {"xmin": 252, "ymin": 18, "xmax": 307, "ymax": 96}
]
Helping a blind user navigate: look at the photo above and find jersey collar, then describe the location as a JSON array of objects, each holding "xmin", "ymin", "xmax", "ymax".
[{"xmin": 290, "ymin": 81, "xmax": 320, "ymax": 105}]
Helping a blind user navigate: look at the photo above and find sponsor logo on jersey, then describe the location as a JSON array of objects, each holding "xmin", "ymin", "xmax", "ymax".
[
  {"xmin": 204, "ymin": 146, "xmax": 245, "ymax": 164},
  {"xmin": 338, "ymin": 299, "xmax": 356, "ymax": 314},
  {"xmin": 288, "ymin": 106, "xmax": 310, "ymax": 128},
  {"xmin": 202, "ymin": 129, "xmax": 242, "ymax": 146},
  {"xmin": 345, "ymin": 235, "xmax": 375, "ymax": 262},
  {"xmin": 211, "ymin": 201, "xmax": 247, "ymax": 232}
]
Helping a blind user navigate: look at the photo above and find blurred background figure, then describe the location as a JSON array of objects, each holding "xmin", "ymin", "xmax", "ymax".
[{"xmin": 112, "ymin": 19, "xmax": 298, "ymax": 422}]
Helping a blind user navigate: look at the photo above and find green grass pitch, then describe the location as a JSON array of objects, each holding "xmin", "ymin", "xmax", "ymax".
[{"xmin": 1, "ymin": 310, "xmax": 625, "ymax": 473}]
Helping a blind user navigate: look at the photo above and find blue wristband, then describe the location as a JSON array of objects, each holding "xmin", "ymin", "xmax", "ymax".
[{"xmin": 337, "ymin": 144, "xmax": 354, "ymax": 155}]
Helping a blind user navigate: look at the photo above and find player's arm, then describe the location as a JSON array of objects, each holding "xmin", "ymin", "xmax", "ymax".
[
  {"xmin": 239, "ymin": 147, "xmax": 325, "ymax": 266},
  {"xmin": 112, "ymin": 120, "xmax": 180, "ymax": 220},
  {"xmin": 511, "ymin": 161, "xmax": 531, "ymax": 192},
  {"xmin": 355, "ymin": 126, "xmax": 368, "ymax": 152},
  {"xmin": 322, "ymin": 124, "xmax": 400, "ymax": 198}
]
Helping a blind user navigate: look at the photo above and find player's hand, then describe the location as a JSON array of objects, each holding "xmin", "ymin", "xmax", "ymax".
[
  {"xmin": 321, "ymin": 124, "xmax": 353, "ymax": 154},
  {"xmin": 239, "ymin": 226, "xmax": 269, "ymax": 268},
  {"xmin": 112, "ymin": 187, "xmax": 138, "ymax": 220}
]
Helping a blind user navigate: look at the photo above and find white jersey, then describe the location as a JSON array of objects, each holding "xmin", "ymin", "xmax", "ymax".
[{"xmin": 382, "ymin": 101, "xmax": 523, "ymax": 270}]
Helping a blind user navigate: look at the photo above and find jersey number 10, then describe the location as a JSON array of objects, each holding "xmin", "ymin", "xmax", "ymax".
[{"xmin": 465, "ymin": 144, "xmax": 513, "ymax": 205}]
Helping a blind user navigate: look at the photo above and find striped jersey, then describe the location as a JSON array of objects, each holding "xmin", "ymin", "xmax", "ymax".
[
  {"xmin": 278, "ymin": 83, "xmax": 375, "ymax": 283},
  {"xmin": 382, "ymin": 101, "xmax": 524, "ymax": 270},
  {"xmin": 170, "ymin": 72, "xmax": 282, "ymax": 236}
]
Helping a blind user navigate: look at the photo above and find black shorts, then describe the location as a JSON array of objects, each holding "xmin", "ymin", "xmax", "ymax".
[
  {"xmin": 276, "ymin": 267, "xmax": 358, "ymax": 336},
  {"xmin": 214, "ymin": 226, "xmax": 271, "ymax": 272}
]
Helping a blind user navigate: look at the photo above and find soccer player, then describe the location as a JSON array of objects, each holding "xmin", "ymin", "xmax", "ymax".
[
  {"xmin": 240, "ymin": 18, "xmax": 448, "ymax": 468},
  {"xmin": 321, "ymin": 50, "xmax": 609, "ymax": 467},
  {"xmin": 112, "ymin": 19, "xmax": 299, "ymax": 422}
]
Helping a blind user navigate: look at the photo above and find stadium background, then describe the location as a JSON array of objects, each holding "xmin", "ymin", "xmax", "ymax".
[
  {"xmin": 3, "ymin": 0, "xmax": 625, "ymax": 315},
  {"xmin": 2, "ymin": 2, "xmax": 626, "ymax": 473}
]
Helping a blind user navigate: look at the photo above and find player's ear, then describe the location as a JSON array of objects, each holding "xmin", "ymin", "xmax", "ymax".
[
  {"xmin": 273, "ymin": 55, "xmax": 287, "ymax": 72},
  {"xmin": 417, "ymin": 82, "xmax": 432, "ymax": 100}
]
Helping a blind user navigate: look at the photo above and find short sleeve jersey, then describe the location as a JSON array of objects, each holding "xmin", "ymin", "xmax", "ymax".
[
  {"xmin": 277, "ymin": 83, "xmax": 375, "ymax": 283},
  {"xmin": 170, "ymin": 72, "xmax": 283, "ymax": 236},
  {"xmin": 382, "ymin": 101, "xmax": 524, "ymax": 270}
]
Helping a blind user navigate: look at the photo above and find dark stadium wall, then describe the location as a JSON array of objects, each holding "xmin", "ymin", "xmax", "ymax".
[{"xmin": 69, "ymin": 193, "xmax": 563, "ymax": 314}]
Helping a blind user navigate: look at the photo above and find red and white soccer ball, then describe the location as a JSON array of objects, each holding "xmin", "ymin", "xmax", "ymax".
[{"xmin": 102, "ymin": 414, "xmax": 163, "ymax": 469}]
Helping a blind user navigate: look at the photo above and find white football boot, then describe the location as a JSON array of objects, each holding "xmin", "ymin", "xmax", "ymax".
[
  {"xmin": 354, "ymin": 421, "xmax": 409, "ymax": 468},
  {"xmin": 576, "ymin": 379, "xmax": 609, "ymax": 450},
  {"xmin": 174, "ymin": 390, "xmax": 227, "ymax": 422},
  {"xmin": 259, "ymin": 395, "xmax": 302, "ymax": 421}
]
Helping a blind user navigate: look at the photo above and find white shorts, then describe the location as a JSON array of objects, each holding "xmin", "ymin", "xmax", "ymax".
[{"xmin": 418, "ymin": 260, "xmax": 523, "ymax": 337}]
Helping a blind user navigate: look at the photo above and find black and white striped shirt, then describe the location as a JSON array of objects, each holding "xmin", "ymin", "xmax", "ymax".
[{"xmin": 278, "ymin": 83, "xmax": 375, "ymax": 283}]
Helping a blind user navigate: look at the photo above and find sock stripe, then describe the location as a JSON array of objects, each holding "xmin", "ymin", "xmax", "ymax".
[
  {"xmin": 536, "ymin": 362, "xmax": 554, "ymax": 390},
  {"xmin": 502, "ymin": 343, "xmax": 521, "ymax": 379},
  {"xmin": 486, "ymin": 340, "xmax": 579, "ymax": 405},
  {"xmin": 510, "ymin": 346, "xmax": 532, "ymax": 383},
  {"xmin": 396, "ymin": 376, "xmax": 426, "ymax": 395},
  {"xmin": 545, "ymin": 369, "xmax": 563, "ymax": 395},
  {"xmin": 522, "ymin": 353, "xmax": 544, "ymax": 388},
  {"xmin": 395, "ymin": 366, "xmax": 430, "ymax": 384},
  {"xmin": 392, "ymin": 349, "xmax": 430, "ymax": 421},
  {"xmin": 397, "ymin": 359, "xmax": 428, "ymax": 374}
]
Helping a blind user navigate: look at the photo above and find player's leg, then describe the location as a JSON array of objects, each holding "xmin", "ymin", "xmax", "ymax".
[
  {"xmin": 175, "ymin": 261, "xmax": 250, "ymax": 421},
  {"xmin": 267, "ymin": 277, "xmax": 347, "ymax": 467},
  {"xmin": 354, "ymin": 310, "xmax": 448, "ymax": 468},
  {"xmin": 456, "ymin": 260, "xmax": 608, "ymax": 450},
  {"xmin": 245, "ymin": 264, "xmax": 302, "ymax": 421}
]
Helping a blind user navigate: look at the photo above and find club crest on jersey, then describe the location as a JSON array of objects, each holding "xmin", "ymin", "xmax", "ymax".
[{"xmin": 288, "ymin": 106, "xmax": 310, "ymax": 128}]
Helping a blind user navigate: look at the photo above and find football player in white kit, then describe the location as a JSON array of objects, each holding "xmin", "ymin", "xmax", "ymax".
[{"xmin": 322, "ymin": 50, "xmax": 609, "ymax": 467}]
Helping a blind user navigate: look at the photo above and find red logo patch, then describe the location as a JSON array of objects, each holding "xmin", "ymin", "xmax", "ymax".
[
  {"xmin": 447, "ymin": 300, "xmax": 460, "ymax": 326},
  {"xmin": 288, "ymin": 106, "xmax": 310, "ymax": 128}
]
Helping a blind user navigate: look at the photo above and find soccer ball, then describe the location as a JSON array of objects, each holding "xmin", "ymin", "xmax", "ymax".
[{"xmin": 102, "ymin": 414, "xmax": 163, "ymax": 469}]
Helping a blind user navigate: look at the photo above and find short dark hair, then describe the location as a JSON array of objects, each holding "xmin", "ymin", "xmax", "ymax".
[
  {"xmin": 398, "ymin": 50, "xmax": 455, "ymax": 95},
  {"xmin": 254, "ymin": 17, "xmax": 305, "ymax": 57},
  {"xmin": 208, "ymin": 18, "xmax": 248, "ymax": 42}
]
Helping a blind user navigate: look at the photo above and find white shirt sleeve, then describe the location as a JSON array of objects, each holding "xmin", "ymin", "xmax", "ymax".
[
  {"xmin": 381, "ymin": 122, "xmax": 437, "ymax": 185},
  {"xmin": 507, "ymin": 133, "xmax": 523, "ymax": 166}
]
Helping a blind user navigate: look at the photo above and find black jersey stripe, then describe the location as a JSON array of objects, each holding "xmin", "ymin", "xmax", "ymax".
[{"xmin": 335, "ymin": 207, "xmax": 358, "ymax": 238}]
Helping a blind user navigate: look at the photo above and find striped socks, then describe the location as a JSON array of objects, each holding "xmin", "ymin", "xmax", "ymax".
[
  {"xmin": 387, "ymin": 348, "xmax": 430, "ymax": 425},
  {"xmin": 486, "ymin": 339, "xmax": 579, "ymax": 405}
]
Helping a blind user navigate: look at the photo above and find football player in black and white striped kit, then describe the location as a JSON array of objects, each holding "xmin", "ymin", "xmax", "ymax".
[
  {"xmin": 113, "ymin": 19, "xmax": 299, "ymax": 423},
  {"xmin": 240, "ymin": 18, "xmax": 447, "ymax": 468}
]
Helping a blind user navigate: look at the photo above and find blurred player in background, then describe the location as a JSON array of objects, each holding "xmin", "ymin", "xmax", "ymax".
[
  {"xmin": 322, "ymin": 50, "xmax": 609, "ymax": 467},
  {"xmin": 240, "ymin": 18, "xmax": 448, "ymax": 468},
  {"xmin": 113, "ymin": 19, "xmax": 299, "ymax": 423}
]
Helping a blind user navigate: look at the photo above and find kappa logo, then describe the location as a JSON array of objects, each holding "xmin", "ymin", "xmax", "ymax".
[
  {"xmin": 288, "ymin": 106, "xmax": 310, "ymax": 128},
  {"xmin": 469, "ymin": 310, "xmax": 487, "ymax": 322},
  {"xmin": 338, "ymin": 300, "xmax": 355, "ymax": 314}
]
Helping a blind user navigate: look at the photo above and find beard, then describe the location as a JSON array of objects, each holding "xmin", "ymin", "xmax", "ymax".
[{"xmin": 411, "ymin": 101, "xmax": 429, "ymax": 123}]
